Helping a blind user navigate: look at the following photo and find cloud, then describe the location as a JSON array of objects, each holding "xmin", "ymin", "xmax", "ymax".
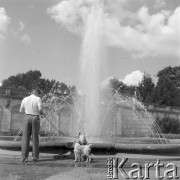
[
  {"xmin": 20, "ymin": 34, "xmax": 31, "ymax": 44},
  {"xmin": 154, "ymin": 0, "xmax": 166, "ymax": 9},
  {"xmin": 0, "ymin": 7, "xmax": 10, "ymax": 40},
  {"xmin": 47, "ymin": 0, "xmax": 128, "ymax": 35},
  {"xmin": 105, "ymin": 6, "xmax": 180, "ymax": 58},
  {"xmin": 47, "ymin": 0, "xmax": 88, "ymax": 35},
  {"xmin": 15, "ymin": 21, "xmax": 31, "ymax": 44},
  {"xmin": 123, "ymin": 70, "xmax": 144, "ymax": 86},
  {"xmin": 48, "ymin": 0, "xmax": 180, "ymax": 58},
  {"xmin": 18, "ymin": 21, "xmax": 25, "ymax": 32},
  {"xmin": 101, "ymin": 71, "xmax": 143, "ymax": 88}
]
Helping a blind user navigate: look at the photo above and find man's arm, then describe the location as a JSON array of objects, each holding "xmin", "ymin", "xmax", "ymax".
[
  {"xmin": 19, "ymin": 100, "xmax": 25, "ymax": 113},
  {"xmin": 37, "ymin": 98, "xmax": 43, "ymax": 115}
]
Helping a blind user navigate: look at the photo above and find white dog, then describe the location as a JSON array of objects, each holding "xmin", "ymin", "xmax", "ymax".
[
  {"xmin": 83, "ymin": 144, "xmax": 92, "ymax": 162},
  {"xmin": 79, "ymin": 132, "xmax": 87, "ymax": 145},
  {"xmin": 74, "ymin": 142, "xmax": 92, "ymax": 162},
  {"xmin": 74, "ymin": 132, "xmax": 92, "ymax": 162}
]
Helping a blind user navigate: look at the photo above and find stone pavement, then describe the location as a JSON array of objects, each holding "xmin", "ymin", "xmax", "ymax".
[
  {"xmin": 0, "ymin": 149, "xmax": 108, "ymax": 180},
  {"xmin": 0, "ymin": 149, "xmax": 180, "ymax": 180}
]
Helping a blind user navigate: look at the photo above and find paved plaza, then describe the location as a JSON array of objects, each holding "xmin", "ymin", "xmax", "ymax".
[{"xmin": 0, "ymin": 149, "xmax": 180, "ymax": 180}]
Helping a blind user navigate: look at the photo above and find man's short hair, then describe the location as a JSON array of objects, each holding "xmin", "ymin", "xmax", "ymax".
[{"xmin": 32, "ymin": 87, "xmax": 42, "ymax": 95}]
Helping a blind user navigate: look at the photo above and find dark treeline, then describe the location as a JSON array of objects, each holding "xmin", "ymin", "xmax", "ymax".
[
  {"xmin": 108, "ymin": 66, "xmax": 180, "ymax": 107},
  {"xmin": 1, "ymin": 66, "xmax": 180, "ymax": 107},
  {"xmin": 1, "ymin": 70, "xmax": 77, "ymax": 96}
]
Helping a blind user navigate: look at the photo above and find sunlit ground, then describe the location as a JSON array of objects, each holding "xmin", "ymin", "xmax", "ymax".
[{"xmin": 1, "ymin": 149, "xmax": 180, "ymax": 180}]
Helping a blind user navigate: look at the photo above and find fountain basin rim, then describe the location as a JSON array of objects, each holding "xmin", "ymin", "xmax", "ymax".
[
  {"xmin": 0, "ymin": 138, "xmax": 180, "ymax": 155},
  {"xmin": 0, "ymin": 136, "xmax": 171, "ymax": 143}
]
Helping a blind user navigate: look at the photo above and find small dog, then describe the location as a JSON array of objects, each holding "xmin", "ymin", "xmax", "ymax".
[
  {"xmin": 74, "ymin": 142, "xmax": 92, "ymax": 162},
  {"xmin": 78, "ymin": 132, "xmax": 87, "ymax": 145},
  {"xmin": 74, "ymin": 132, "xmax": 92, "ymax": 162},
  {"xmin": 83, "ymin": 144, "xmax": 92, "ymax": 162}
]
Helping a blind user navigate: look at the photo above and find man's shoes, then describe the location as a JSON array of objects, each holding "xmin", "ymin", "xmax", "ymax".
[{"xmin": 22, "ymin": 159, "xmax": 28, "ymax": 164}]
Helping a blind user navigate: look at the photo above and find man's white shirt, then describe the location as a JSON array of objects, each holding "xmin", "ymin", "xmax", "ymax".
[{"xmin": 20, "ymin": 94, "xmax": 42, "ymax": 115}]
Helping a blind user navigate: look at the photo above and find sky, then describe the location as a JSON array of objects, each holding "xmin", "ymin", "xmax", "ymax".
[{"xmin": 0, "ymin": 0, "xmax": 179, "ymax": 87}]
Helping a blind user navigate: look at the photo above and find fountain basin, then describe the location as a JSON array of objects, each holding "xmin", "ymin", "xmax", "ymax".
[{"xmin": 0, "ymin": 136, "xmax": 180, "ymax": 155}]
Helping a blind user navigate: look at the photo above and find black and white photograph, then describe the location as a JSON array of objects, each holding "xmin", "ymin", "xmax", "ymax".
[{"xmin": 0, "ymin": 0, "xmax": 180, "ymax": 179}]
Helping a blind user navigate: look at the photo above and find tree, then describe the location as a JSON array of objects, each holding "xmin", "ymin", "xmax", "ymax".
[
  {"xmin": 109, "ymin": 77, "xmax": 125, "ymax": 94},
  {"xmin": 154, "ymin": 116, "xmax": 180, "ymax": 134},
  {"xmin": 157, "ymin": 66, "xmax": 180, "ymax": 89},
  {"xmin": 108, "ymin": 77, "xmax": 136, "ymax": 96},
  {"xmin": 153, "ymin": 66, "xmax": 180, "ymax": 107},
  {"xmin": 37, "ymin": 78, "xmax": 56, "ymax": 95},
  {"xmin": 49, "ymin": 81, "xmax": 70, "ymax": 97},
  {"xmin": 137, "ymin": 73, "xmax": 155, "ymax": 104},
  {"xmin": 153, "ymin": 76, "xmax": 180, "ymax": 106},
  {"xmin": 2, "ymin": 70, "xmax": 55, "ymax": 94}
]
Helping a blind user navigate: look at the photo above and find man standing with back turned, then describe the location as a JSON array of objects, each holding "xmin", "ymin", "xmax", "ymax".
[{"xmin": 19, "ymin": 87, "xmax": 42, "ymax": 163}]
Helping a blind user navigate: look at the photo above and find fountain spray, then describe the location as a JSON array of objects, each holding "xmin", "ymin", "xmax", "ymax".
[{"xmin": 80, "ymin": 0, "xmax": 105, "ymax": 137}]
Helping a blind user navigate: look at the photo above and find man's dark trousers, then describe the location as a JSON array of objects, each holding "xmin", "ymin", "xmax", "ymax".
[{"xmin": 22, "ymin": 114, "xmax": 40, "ymax": 160}]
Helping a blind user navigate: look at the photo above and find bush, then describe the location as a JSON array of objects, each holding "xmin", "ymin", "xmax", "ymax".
[
  {"xmin": 154, "ymin": 116, "xmax": 180, "ymax": 134},
  {"xmin": 149, "ymin": 133, "xmax": 180, "ymax": 139}
]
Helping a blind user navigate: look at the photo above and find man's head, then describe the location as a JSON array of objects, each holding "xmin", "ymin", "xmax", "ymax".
[{"xmin": 32, "ymin": 87, "xmax": 42, "ymax": 97}]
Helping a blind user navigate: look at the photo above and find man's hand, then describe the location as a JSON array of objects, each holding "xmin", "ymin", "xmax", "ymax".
[{"xmin": 40, "ymin": 110, "xmax": 44, "ymax": 118}]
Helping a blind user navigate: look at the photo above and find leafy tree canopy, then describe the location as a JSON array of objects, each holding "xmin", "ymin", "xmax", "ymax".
[
  {"xmin": 2, "ymin": 70, "xmax": 55, "ymax": 94},
  {"xmin": 153, "ymin": 76, "xmax": 180, "ymax": 106},
  {"xmin": 157, "ymin": 66, "xmax": 180, "ymax": 89},
  {"xmin": 153, "ymin": 66, "xmax": 180, "ymax": 106},
  {"xmin": 137, "ymin": 73, "xmax": 155, "ymax": 104},
  {"xmin": 103, "ymin": 77, "xmax": 136, "ymax": 98}
]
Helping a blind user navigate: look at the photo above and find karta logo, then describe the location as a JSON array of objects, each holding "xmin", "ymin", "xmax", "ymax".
[{"xmin": 107, "ymin": 158, "xmax": 179, "ymax": 179}]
